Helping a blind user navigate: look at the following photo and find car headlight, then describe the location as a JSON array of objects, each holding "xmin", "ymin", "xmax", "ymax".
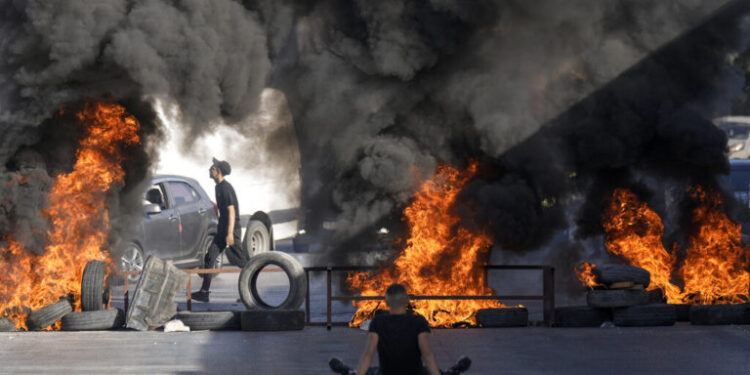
[{"xmin": 729, "ymin": 143, "xmax": 745, "ymax": 153}]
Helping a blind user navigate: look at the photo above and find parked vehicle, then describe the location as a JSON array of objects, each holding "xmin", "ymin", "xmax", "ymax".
[
  {"xmin": 119, "ymin": 175, "xmax": 275, "ymax": 281},
  {"xmin": 714, "ymin": 116, "xmax": 750, "ymax": 159}
]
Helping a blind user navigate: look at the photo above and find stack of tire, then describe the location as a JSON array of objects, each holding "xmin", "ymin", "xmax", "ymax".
[
  {"xmin": 62, "ymin": 260, "xmax": 124, "ymax": 331},
  {"xmin": 236, "ymin": 252, "xmax": 306, "ymax": 331},
  {"xmin": 174, "ymin": 252, "xmax": 307, "ymax": 331},
  {"xmin": 556, "ymin": 264, "xmax": 676, "ymax": 327},
  {"xmin": 19, "ymin": 260, "xmax": 123, "ymax": 331}
]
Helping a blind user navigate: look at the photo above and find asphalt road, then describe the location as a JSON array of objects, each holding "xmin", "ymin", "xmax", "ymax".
[
  {"xmin": 1, "ymin": 261, "xmax": 749, "ymax": 374},
  {"xmin": 1, "ymin": 325, "xmax": 749, "ymax": 374}
]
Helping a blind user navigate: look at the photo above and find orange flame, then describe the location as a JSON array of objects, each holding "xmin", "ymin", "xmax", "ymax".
[
  {"xmin": 679, "ymin": 186, "xmax": 750, "ymax": 305},
  {"xmin": 347, "ymin": 162, "xmax": 504, "ymax": 328},
  {"xmin": 0, "ymin": 101, "xmax": 139, "ymax": 329},
  {"xmin": 600, "ymin": 188, "xmax": 682, "ymax": 302},
  {"xmin": 590, "ymin": 187, "xmax": 750, "ymax": 305},
  {"xmin": 574, "ymin": 262, "xmax": 602, "ymax": 289}
]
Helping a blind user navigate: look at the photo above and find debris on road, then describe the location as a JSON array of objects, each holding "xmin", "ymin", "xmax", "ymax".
[
  {"xmin": 164, "ymin": 319, "xmax": 190, "ymax": 333},
  {"xmin": 125, "ymin": 256, "xmax": 188, "ymax": 331}
]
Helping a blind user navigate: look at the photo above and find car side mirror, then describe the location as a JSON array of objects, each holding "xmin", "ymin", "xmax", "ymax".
[{"xmin": 144, "ymin": 203, "xmax": 162, "ymax": 215}]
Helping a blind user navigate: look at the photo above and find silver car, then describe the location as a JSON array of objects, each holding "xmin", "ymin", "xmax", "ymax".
[{"xmin": 120, "ymin": 175, "xmax": 218, "ymax": 280}]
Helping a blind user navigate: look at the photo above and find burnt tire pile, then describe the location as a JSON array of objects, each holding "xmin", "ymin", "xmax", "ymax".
[
  {"xmin": 8, "ymin": 260, "xmax": 123, "ymax": 332},
  {"xmin": 557, "ymin": 264, "xmax": 677, "ymax": 327},
  {"xmin": 558, "ymin": 264, "xmax": 750, "ymax": 327}
]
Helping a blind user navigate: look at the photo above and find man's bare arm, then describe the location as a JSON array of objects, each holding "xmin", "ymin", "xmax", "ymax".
[
  {"xmin": 226, "ymin": 205, "xmax": 235, "ymax": 246},
  {"xmin": 356, "ymin": 333, "xmax": 378, "ymax": 375},
  {"xmin": 418, "ymin": 332, "xmax": 441, "ymax": 375}
]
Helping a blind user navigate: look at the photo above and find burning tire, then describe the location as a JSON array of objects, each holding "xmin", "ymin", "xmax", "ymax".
[
  {"xmin": 670, "ymin": 304, "xmax": 691, "ymax": 321},
  {"xmin": 26, "ymin": 299, "xmax": 73, "ymax": 331},
  {"xmin": 592, "ymin": 264, "xmax": 650, "ymax": 288},
  {"xmin": 613, "ymin": 304, "xmax": 676, "ymax": 327},
  {"xmin": 587, "ymin": 289, "xmax": 648, "ymax": 308},
  {"xmin": 61, "ymin": 309, "xmax": 124, "ymax": 331},
  {"xmin": 174, "ymin": 311, "xmax": 240, "ymax": 331},
  {"xmin": 475, "ymin": 308, "xmax": 528, "ymax": 327},
  {"xmin": 0, "ymin": 318, "xmax": 15, "ymax": 332},
  {"xmin": 240, "ymin": 309, "xmax": 304, "ymax": 331},
  {"xmin": 554, "ymin": 306, "xmax": 611, "ymax": 327},
  {"xmin": 238, "ymin": 252, "xmax": 306, "ymax": 310},
  {"xmin": 689, "ymin": 304, "xmax": 750, "ymax": 325},
  {"xmin": 243, "ymin": 220, "xmax": 271, "ymax": 258},
  {"xmin": 81, "ymin": 260, "xmax": 110, "ymax": 311}
]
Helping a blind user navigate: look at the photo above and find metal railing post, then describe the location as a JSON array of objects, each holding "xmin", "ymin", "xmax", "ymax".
[
  {"xmin": 186, "ymin": 278, "xmax": 192, "ymax": 311},
  {"xmin": 305, "ymin": 269, "xmax": 311, "ymax": 325},
  {"xmin": 543, "ymin": 266, "xmax": 555, "ymax": 326},
  {"xmin": 123, "ymin": 276, "xmax": 129, "ymax": 314},
  {"xmin": 326, "ymin": 267, "xmax": 332, "ymax": 330}
]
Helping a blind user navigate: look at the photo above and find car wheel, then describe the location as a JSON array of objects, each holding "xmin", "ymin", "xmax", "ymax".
[
  {"xmin": 243, "ymin": 220, "xmax": 271, "ymax": 258},
  {"xmin": 120, "ymin": 243, "xmax": 144, "ymax": 283},
  {"xmin": 200, "ymin": 234, "xmax": 223, "ymax": 280}
]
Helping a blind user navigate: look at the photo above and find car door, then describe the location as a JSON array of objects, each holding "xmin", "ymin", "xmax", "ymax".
[
  {"xmin": 165, "ymin": 180, "xmax": 205, "ymax": 258},
  {"xmin": 142, "ymin": 183, "xmax": 182, "ymax": 259}
]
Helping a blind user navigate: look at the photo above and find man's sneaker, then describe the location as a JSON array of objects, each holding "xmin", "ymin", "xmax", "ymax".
[
  {"xmin": 328, "ymin": 357, "xmax": 353, "ymax": 374},
  {"xmin": 191, "ymin": 291, "xmax": 209, "ymax": 303},
  {"xmin": 445, "ymin": 356, "xmax": 471, "ymax": 374}
]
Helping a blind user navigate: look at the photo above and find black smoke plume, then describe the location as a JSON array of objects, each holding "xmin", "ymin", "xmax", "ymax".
[{"xmin": 0, "ymin": 0, "xmax": 270, "ymax": 252}]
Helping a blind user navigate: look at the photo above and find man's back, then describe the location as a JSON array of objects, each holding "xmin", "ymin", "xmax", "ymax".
[{"xmin": 369, "ymin": 313, "xmax": 430, "ymax": 375}]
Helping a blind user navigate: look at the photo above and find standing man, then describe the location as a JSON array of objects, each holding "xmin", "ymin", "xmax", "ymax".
[{"xmin": 191, "ymin": 157, "xmax": 245, "ymax": 302}]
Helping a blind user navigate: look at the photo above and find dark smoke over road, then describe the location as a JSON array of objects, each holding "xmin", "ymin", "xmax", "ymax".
[
  {"xmin": 2, "ymin": 0, "xmax": 750, "ymax": 273},
  {"xmin": 0, "ymin": 0, "xmax": 269, "ymax": 251}
]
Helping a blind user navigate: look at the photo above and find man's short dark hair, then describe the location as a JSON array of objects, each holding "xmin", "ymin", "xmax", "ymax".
[
  {"xmin": 385, "ymin": 283, "xmax": 409, "ymax": 307},
  {"xmin": 212, "ymin": 157, "xmax": 231, "ymax": 176}
]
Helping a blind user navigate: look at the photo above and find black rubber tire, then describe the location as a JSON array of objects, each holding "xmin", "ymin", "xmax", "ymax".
[
  {"xmin": 613, "ymin": 304, "xmax": 676, "ymax": 327},
  {"xmin": 61, "ymin": 309, "xmax": 124, "ymax": 331},
  {"xmin": 240, "ymin": 309, "xmax": 304, "ymax": 331},
  {"xmin": 670, "ymin": 304, "xmax": 691, "ymax": 322},
  {"xmin": 242, "ymin": 220, "xmax": 272, "ymax": 258},
  {"xmin": 592, "ymin": 264, "xmax": 650, "ymax": 287},
  {"xmin": 27, "ymin": 299, "xmax": 73, "ymax": 331},
  {"xmin": 174, "ymin": 311, "xmax": 240, "ymax": 331},
  {"xmin": 0, "ymin": 318, "xmax": 15, "ymax": 332},
  {"xmin": 81, "ymin": 260, "xmax": 108, "ymax": 311},
  {"xmin": 646, "ymin": 289, "xmax": 665, "ymax": 304},
  {"xmin": 199, "ymin": 235, "xmax": 223, "ymax": 281},
  {"xmin": 587, "ymin": 289, "xmax": 648, "ymax": 308},
  {"xmin": 238, "ymin": 252, "xmax": 307, "ymax": 310},
  {"xmin": 554, "ymin": 306, "xmax": 612, "ymax": 327},
  {"xmin": 475, "ymin": 308, "xmax": 528, "ymax": 327},
  {"xmin": 690, "ymin": 304, "xmax": 750, "ymax": 325}
]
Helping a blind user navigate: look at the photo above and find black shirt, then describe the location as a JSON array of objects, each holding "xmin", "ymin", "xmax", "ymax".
[
  {"xmin": 215, "ymin": 180, "xmax": 240, "ymax": 238},
  {"xmin": 369, "ymin": 313, "xmax": 431, "ymax": 375}
]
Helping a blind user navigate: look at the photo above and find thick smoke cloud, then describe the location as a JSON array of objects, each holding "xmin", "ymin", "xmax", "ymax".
[
  {"xmin": 259, "ymin": 0, "xmax": 742, "ymax": 250},
  {"xmin": 0, "ymin": 0, "xmax": 269, "ymax": 250}
]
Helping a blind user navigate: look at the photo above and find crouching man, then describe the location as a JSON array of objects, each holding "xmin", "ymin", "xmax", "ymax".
[{"xmin": 330, "ymin": 283, "xmax": 471, "ymax": 375}]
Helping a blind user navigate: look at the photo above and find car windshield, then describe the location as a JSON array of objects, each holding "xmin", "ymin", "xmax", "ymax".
[{"xmin": 718, "ymin": 123, "xmax": 750, "ymax": 139}]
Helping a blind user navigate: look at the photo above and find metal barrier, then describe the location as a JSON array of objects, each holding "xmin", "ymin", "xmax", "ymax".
[
  {"xmin": 303, "ymin": 265, "xmax": 555, "ymax": 329},
  {"xmin": 120, "ymin": 264, "xmax": 555, "ymax": 328}
]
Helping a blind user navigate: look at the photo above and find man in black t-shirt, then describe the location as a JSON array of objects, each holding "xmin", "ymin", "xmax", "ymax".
[
  {"xmin": 329, "ymin": 284, "xmax": 471, "ymax": 375},
  {"xmin": 191, "ymin": 157, "xmax": 246, "ymax": 303}
]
